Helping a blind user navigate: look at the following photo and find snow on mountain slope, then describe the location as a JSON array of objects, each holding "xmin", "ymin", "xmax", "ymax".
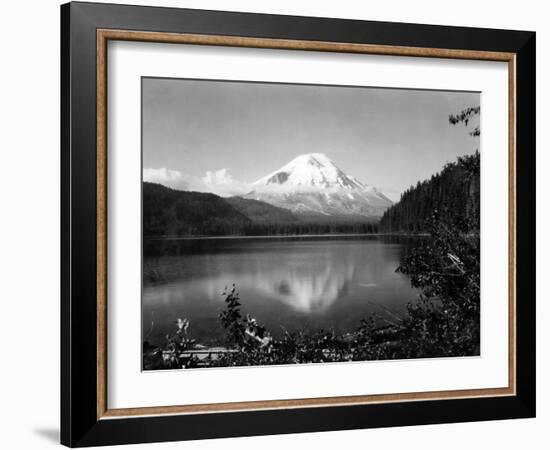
[{"xmin": 245, "ymin": 153, "xmax": 393, "ymax": 219}]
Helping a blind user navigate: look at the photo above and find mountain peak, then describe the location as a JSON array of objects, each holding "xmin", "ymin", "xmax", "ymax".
[
  {"xmin": 251, "ymin": 153, "xmax": 365, "ymax": 191},
  {"xmin": 293, "ymin": 152, "xmax": 332, "ymax": 164},
  {"xmin": 246, "ymin": 154, "xmax": 393, "ymax": 218}
]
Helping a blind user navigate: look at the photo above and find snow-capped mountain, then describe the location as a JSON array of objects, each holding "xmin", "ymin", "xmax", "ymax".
[{"xmin": 244, "ymin": 153, "xmax": 393, "ymax": 219}]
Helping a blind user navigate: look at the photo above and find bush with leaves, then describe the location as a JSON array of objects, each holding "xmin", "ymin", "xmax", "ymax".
[
  {"xmin": 143, "ymin": 317, "xmax": 200, "ymax": 370},
  {"xmin": 394, "ymin": 215, "xmax": 480, "ymax": 358}
]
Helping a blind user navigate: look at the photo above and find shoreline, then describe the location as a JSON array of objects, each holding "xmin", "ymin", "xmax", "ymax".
[{"xmin": 144, "ymin": 233, "xmax": 430, "ymax": 241}]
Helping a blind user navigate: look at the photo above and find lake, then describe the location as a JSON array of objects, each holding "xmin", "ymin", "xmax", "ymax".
[{"xmin": 142, "ymin": 236, "xmax": 419, "ymax": 347}]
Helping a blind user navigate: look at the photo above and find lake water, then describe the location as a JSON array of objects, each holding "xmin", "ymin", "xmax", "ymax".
[{"xmin": 142, "ymin": 236, "xmax": 419, "ymax": 347}]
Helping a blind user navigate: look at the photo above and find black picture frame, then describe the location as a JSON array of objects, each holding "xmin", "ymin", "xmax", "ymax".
[{"xmin": 61, "ymin": 1, "xmax": 536, "ymax": 447}]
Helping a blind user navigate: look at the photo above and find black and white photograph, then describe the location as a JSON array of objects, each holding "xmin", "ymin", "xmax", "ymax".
[
  {"xmin": 0, "ymin": 0, "xmax": 542, "ymax": 447},
  {"xmin": 141, "ymin": 78, "xmax": 481, "ymax": 370}
]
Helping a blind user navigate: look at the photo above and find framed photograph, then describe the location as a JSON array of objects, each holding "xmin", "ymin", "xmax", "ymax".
[{"xmin": 61, "ymin": 2, "xmax": 536, "ymax": 447}]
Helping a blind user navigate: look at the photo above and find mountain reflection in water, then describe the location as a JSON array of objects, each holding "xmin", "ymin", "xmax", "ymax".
[
  {"xmin": 143, "ymin": 236, "xmax": 418, "ymax": 346},
  {"xmin": 207, "ymin": 256, "xmax": 355, "ymax": 313}
]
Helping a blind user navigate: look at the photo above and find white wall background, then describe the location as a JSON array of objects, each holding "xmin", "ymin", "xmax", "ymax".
[{"xmin": 0, "ymin": 1, "xmax": 546, "ymax": 449}]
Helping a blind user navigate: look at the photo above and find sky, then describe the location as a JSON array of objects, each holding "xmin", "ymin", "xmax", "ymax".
[{"xmin": 142, "ymin": 77, "xmax": 480, "ymax": 201}]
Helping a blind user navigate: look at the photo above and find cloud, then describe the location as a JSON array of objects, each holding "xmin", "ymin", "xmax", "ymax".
[
  {"xmin": 202, "ymin": 168, "xmax": 234, "ymax": 186},
  {"xmin": 143, "ymin": 167, "xmax": 250, "ymax": 197},
  {"xmin": 143, "ymin": 168, "xmax": 188, "ymax": 189},
  {"xmin": 202, "ymin": 168, "xmax": 250, "ymax": 197}
]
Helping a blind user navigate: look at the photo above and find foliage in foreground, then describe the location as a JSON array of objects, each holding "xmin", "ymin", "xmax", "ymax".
[
  {"xmin": 393, "ymin": 216, "xmax": 480, "ymax": 358},
  {"xmin": 143, "ymin": 218, "xmax": 480, "ymax": 370}
]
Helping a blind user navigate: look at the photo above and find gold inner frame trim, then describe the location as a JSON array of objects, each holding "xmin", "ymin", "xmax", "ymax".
[{"xmin": 96, "ymin": 28, "xmax": 517, "ymax": 420}]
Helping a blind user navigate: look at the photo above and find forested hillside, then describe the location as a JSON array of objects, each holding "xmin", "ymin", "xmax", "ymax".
[
  {"xmin": 225, "ymin": 196, "xmax": 298, "ymax": 224},
  {"xmin": 143, "ymin": 182, "xmax": 252, "ymax": 236},
  {"xmin": 378, "ymin": 151, "xmax": 480, "ymax": 233}
]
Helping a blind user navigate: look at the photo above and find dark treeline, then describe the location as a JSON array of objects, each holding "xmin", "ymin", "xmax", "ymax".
[
  {"xmin": 145, "ymin": 219, "xmax": 379, "ymax": 238},
  {"xmin": 378, "ymin": 151, "xmax": 480, "ymax": 234},
  {"xmin": 238, "ymin": 221, "xmax": 378, "ymax": 236}
]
